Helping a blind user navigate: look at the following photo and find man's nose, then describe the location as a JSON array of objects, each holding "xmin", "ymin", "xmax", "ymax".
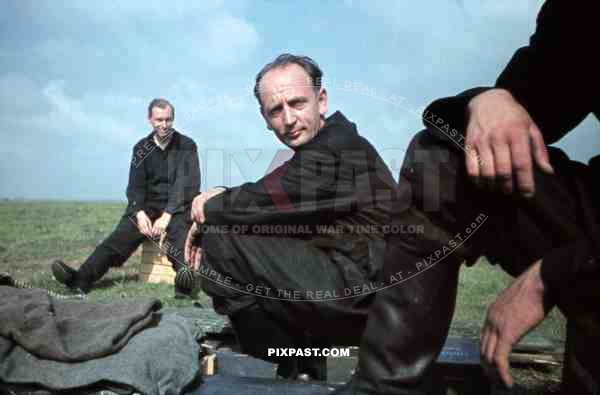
[{"xmin": 282, "ymin": 107, "xmax": 295, "ymax": 126}]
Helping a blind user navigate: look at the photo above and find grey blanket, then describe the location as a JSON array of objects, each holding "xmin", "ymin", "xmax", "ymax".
[
  {"xmin": 0, "ymin": 286, "xmax": 161, "ymax": 362},
  {"xmin": 0, "ymin": 313, "xmax": 201, "ymax": 395},
  {"xmin": 0, "ymin": 286, "xmax": 202, "ymax": 395}
]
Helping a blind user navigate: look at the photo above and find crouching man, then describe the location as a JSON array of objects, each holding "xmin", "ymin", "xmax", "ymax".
[{"xmin": 185, "ymin": 54, "xmax": 397, "ymax": 380}]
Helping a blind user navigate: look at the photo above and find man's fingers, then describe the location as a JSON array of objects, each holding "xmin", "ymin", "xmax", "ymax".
[
  {"xmin": 190, "ymin": 246, "xmax": 198, "ymax": 269},
  {"xmin": 140, "ymin": 221, "xmax": 151, "ymax": 237},
  {"xmin": 188, "ymin": 246, "xmax": 194, "ymax": 267},
  {"xmin": 480, "ymin": 325, "xmax": 490, "ymax": 356},
  {"xmin": 188, "ymin": 246, "xmax": 195, "ymax": 269},
  {"xmin": 477, "ymin": 144, "xmax": 495, "ymax": 188},
  {"xmin": 465, "ymin": 146, "xmax": 481, "ymax": 181},
  {"xmin": 191, "ymin": 248, "xmax": 202, "ymax": 270},
  {"xmin": 184, "ymin": 225, "xmax": 196, "ymax": 264},
  {"xmin": 184, "ymin": 236, "xmax": 192, "ymax": 264},
  {"xmin": 509, "ymin": 133, "xmax": 535, "ymax": 197},
  {"xmin": 191, "ymin": 197, "xmax": 206, "ymax": 223},
  {"xmin": 494, "ymin": 339, "xmax": 514, "ymax": 388},
  {"xmin": 492, "ymin": 142, "xmax": 513, "ymax": 193},
  {"xmin": 198, "ymin": 197, "xmax": 206, "ymax": 223},
  {"xmin": 529, "ymin": 123, "xmax": 554, "ymax": 175},
  {"xmin": 191, "ymin": 205, "xmax": 199, "ymax": 223},
  {"xmin": 485, "ymin": 329, "xmax": 498, "ymax": 365},
  {"xmin": 465, "ymin": 125, "xmax": 481, "ymax": 181}
]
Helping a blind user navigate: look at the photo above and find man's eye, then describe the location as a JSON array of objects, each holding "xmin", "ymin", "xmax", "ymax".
[{"xmin": 270, "ymin": 108, "xmax": 282, "ymax": 116}]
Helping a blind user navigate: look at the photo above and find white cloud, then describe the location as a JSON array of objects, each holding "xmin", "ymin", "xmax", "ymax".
[
  {"xmin": 204, "ymin": 14, "xmax": 260, "ymax": 66},
  {"xmin": 0, "ymin": 75, "xmax": 139, "ymax": 147},
  {"xmin": 40, "ymin": 81, "xmax": 138, "ymax": 145},
  {"xmin": 0, "ymin": 73, "xmax": 48, "ymax": 115}
]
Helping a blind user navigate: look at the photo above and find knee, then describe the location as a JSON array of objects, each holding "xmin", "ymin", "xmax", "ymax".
[
  {"xmin": 406, "ymin": 129, "xmax": 460, "ymax": 158},
  {"xmin": 401, "ymin": 129, "xmax": 463, "ymax": 185},
  {"xmin": 201, "ymin": 229, "xmax": 236, "ymax": 259}
]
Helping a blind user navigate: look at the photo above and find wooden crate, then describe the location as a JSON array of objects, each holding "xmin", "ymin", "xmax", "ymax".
[{"xmin": 139, "ymin": 238, "xmax": 176, "ymax": 284}]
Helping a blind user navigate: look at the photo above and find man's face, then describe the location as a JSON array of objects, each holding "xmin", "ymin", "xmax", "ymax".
[
  {"xmin": 148, "ymin": 106, "xmax": 174, "ymax": 139},
  {"xmin": 259, "ymin": 64, "xmax": 328, "ymax": 149}
]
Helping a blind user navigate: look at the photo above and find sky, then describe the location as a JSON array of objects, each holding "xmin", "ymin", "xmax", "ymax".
[{"xmin": 1, "ymin": 0, "xmax": 598, "ymax": 201}]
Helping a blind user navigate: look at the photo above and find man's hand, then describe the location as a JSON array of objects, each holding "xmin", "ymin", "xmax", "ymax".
[
  {"xmin": 466, "ymin": 89, "xmax": 554, "ymax": 196},
  {"xmin": 191, "ymin": 187, "xmax": 226, "ymax": 224},
  {"xmin": 151, "ymin": 212, "xmax": 172, "ymax": 238},
  {"xmin": 135, "ymin": 210, "xmax": 153, "ymax": 237},
  {"xmin": 184, "ymin": 222, "xmax": 203, "ymax": 270},
  {"xmin": 480, "ymin": 260, "xmax": 548, "ymax": 388}
]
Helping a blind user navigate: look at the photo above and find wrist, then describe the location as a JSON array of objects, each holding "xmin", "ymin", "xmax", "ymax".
[
  {"xmin": 468, "ymin": 88, "xmax": 514, "ymax": 113},
  {"xmin": 209, "ymin": 187, "xmax": 227, "ymax": 195}
]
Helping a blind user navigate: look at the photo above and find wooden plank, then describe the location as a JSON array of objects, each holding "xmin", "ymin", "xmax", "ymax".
[
  {"xmin": 140, "ymin": 263, "xmax": 176, "ymax": 275},
  {"xmin": 139, "ymin": 272, "xmax": 175, "ymax": 284},
  {"xmin": 509, "ymin": 352, "xmax": 562, "ymax": 366},
  {"xmin": 140, "ymin": 239, "xmax": 176, "ymax": 284},
  {"xmin": 202, "ymin": 354, "xmax": 218, "ymax": 376}
]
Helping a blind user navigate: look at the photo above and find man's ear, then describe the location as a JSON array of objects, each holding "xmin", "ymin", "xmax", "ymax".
[{"xmin": 318, "ymin": 88, "xmax": 328, "ymax": 117}]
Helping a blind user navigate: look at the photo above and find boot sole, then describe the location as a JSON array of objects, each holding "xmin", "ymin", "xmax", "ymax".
[{"xmin": 51, "ymin": 262, "xmax": 75, "ymax": 287}]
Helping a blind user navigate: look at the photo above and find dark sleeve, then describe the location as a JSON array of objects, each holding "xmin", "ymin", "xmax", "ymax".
[
  {"xmin": 423, "ymin": 1, "xmax": 600, "ymax": 145},
  {"xmin": 165, "ymin": 141, "xmax": 201, "ymax": 215},
  {"xmin": 541, "ymin": 239, "xmax": 600, "ymax": 318},
  {"xmin": 125, "ymin": 145, "xmax": 147, "ymax": 216},
  {"xmin": 204, "ymin": 145, "xmax": 378, "ymax": 226},
  {"xmin": 422, "ymin": 87, "xmax": 489, "ymax": 145},
  {"xmin": 495, "ymin": 0, "xmax": 600, "ymax": 144}
]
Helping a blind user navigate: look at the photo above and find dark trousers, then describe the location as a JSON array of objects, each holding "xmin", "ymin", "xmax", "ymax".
[
  {"xmin": 356, "ymin": 129, "xmax": 599, "ymax": 394},
  {"xmin": 74, "ymin": 207, "xmax": 192, "ymax": 288},
  {"xmin": 200, "ymin": 230, "xmax": 382, "ymax": 345}
]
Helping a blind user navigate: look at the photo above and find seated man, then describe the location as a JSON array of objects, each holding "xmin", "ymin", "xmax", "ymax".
[
  {"xmin": 336, "ymin": 1, "xmax": 600, "ymax": 394},
  {"xmin": 185, "ymin": 54, "xmax": 397, "ymax": 380},
  {"xmin": 52, "ymin": 98, "xmax": 200, "ymax": 297}
]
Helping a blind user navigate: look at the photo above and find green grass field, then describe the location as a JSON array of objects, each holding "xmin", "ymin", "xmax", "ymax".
[{"xmin": 0, "ymin": 200, "xmax": 564, "ymax": 393}]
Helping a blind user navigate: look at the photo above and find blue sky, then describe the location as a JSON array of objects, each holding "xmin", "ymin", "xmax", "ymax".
[{"xmin": 1, "ymin": 0, "xmax": 598, "ymax": 201}]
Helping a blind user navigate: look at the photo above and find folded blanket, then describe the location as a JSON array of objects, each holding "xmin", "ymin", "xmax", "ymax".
[
  {"xmin": 0, "ymin": 312, "xmax": 202, "ymax": 395},
  {"xmin": 0, "ymin": 286, "xmax": 161, "ymax": 362}
]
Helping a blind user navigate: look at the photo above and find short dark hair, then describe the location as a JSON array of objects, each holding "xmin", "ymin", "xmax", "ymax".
[
  {"xmin": 254, "ymin": 54, "xmax": 323, "ymax": 108},
  {"xmin": 147, "ymin": 98, "xmax": 175, "ymax": 119}
]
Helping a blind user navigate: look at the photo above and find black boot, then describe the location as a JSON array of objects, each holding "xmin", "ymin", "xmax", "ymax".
[
  {"xmin": 332, "ymin": 256, "xmax": 461, "ymax": 395},
  {"xmin": 230, "ymin": 304, "xmax": 300, "ymax": 378},
  {"xmin": 296, "ymin": 334, "xmax": 328, "ymax": 381},
  {"xmin": 51, "ymin": 260, "xmax": 92, "ymax": 293}
]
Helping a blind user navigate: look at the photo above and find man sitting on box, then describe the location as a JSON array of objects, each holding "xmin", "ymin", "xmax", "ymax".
[{"xmin": 51, "ymin": 98, "xmax": 200, "ymax": 297}]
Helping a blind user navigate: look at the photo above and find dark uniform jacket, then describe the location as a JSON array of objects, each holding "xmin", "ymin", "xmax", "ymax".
[
  {"xmin": 125, "ymin": 130, "xmax": 201, "ymax": 216},
  {"xmin": 204, "ymin": 111, "xmax": 397, "ymax": 276}
]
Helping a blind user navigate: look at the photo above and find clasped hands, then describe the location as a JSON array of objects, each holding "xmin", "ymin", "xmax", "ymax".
[{"xmin": 135, "ymin": 210, "xmax": 171, "ymax": 239}]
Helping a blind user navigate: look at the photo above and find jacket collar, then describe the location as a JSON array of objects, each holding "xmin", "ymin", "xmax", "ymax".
[{"xmin": 144, "ymin": 129, "xmax": 180, "ymax": 151}]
